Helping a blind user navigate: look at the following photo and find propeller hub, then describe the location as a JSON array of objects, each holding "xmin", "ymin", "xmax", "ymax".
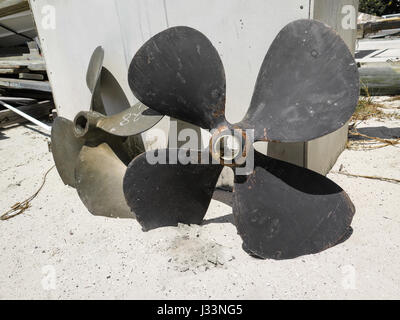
[
  {"xmin": 210, "ymin": 127, "xmax": 248, "ymax": 166},
  {"xmin": 73, "ymin": 111, "xmax": 104, "ymax": 138},
  {"xmin": 74, "ymin": 114, "xmax": 89, "ymax": 137}
]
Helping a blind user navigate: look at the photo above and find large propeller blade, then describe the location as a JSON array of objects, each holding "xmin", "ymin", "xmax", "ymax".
[
  {"xmin": 86, "ymin": 46, "xmax": 104, "ymax": 93},
  {"xmin": 123, "ymin": 149, "xmax": 223, "ymax": 231},
  {"xmin": 73, "ymin": 102, "xmax": 161, "ymax": 138},
  {"xmin": 75, "ymin": 143, "xmax": 133, "ymax": 219},
  {"xmin": 86, "ymin": 46, "xmax": 163, "ymax": 129},
  {"xmin": 240, "ymin": 19, "xmax": 359, "ymax": 143},
  {"xmin": 51, "ymin": 117, "xmax": 84, "ymax": 187},
  {"xmin": 233, "ymin": 150, "xmax": 355, "ymax": 260},
  {"xmin": 86, "ymin": 46, "xmax": 106, "ymax": 114},
  {"xmin": 128, "ymin": 26, "xmax": 227, "ymax": 129},
  {"xmin": 51, "ymin": 115, "xmax": 133, "ymax": 188}
]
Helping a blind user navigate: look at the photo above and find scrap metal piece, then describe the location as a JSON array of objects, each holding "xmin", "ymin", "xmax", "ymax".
[
  {"xmin": 233, "ymin": 150, "xmax": 355, "ymax": 260},
  {"xmin": 240, "ymin": 19, "xmax": 359, "ymax": 143},
  {"xmin": 51, "ymin": 116, "xmax": 84, "ymax": 187},
  {"xmin": 128, "ymin": 26, "xmax": 226, "ymax": 130},
  {"xmin": 0, "ymin": 100, "xmax": 52, "ymax": 131},
  {"xmin": 75, "ymin": 143, "xmax": 133, "ymax": 219},
  {"xmin": 123, "ymin": 149, "xmax": 223, "ymax": 230}
]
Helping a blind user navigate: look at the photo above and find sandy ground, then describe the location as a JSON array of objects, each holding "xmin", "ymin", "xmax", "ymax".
[{"xmin": 0, "ymin": 101, "xmax": 399, "ymax": 300}]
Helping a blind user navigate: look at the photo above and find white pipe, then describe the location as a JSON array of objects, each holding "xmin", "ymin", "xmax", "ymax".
[{"xmin": 0, "ymin": 100, "xmax": 52, "ymax": 132}]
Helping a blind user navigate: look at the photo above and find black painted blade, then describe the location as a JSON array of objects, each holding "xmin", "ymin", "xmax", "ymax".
[
  {"xmin": 123, "ymin": 149, "xmax": 223, "ymax": 231},
  {"xmin": 128, "ymin": 26, "xmax": 226, "ymax": 129},
  {"xmin": 51, "ymin": 117, "xmax": 84, "ymax": 187},
  {"xmin": 241, "ymin": 19, "xmax": 359, "ymax": 142},
  {"xmin": 75, "ymin": 143, "xmax": 134, "ymax": 219},
  {"xmin": 233, "ymin": 151, "xmax": 355, "ymax": 260}
]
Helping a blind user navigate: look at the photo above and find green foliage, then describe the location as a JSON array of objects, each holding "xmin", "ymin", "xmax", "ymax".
[
  {"xmin": 384, "ymin": 0, "xmax": 400, "ymax": 14},
  {"xmin": 359, "ymin": 0, "xmax": 400, "ymax": 16}
]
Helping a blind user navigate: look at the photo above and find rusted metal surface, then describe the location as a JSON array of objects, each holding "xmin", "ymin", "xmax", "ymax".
[{"xmin": 209, "ymin": 126, "xmax": 250, "ymax": 167}]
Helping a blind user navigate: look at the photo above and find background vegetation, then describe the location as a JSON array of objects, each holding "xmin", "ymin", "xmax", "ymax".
[{"xmin": 359, "ymin": 0, "xmax": 400, "ymax": 15}]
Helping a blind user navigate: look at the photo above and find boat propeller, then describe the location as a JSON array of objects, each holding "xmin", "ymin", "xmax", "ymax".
[
  {"xmin": 51, "ymin": 46, "xmax": 162, "ymax": 218},
  {"xmin": 123, "ymin": 19, "xmax": 359, "ymax": 259}
]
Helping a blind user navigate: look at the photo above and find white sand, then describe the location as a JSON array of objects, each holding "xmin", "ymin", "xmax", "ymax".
[{"xmin": 0, "ymin": 102, "xmax": 399, "ymax": 299}]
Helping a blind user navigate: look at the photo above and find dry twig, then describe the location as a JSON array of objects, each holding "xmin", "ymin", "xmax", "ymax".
[
  {"xmin": 1, "ymin": 165, "xmax": 55, "ymax": 221},
  {"xmin": 332, "ymin": 171, "xmax": 400, "ymax": 185},
  {"xmin": 347, "ymin": 123, "xmax": 400, "ymax": 150}
]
